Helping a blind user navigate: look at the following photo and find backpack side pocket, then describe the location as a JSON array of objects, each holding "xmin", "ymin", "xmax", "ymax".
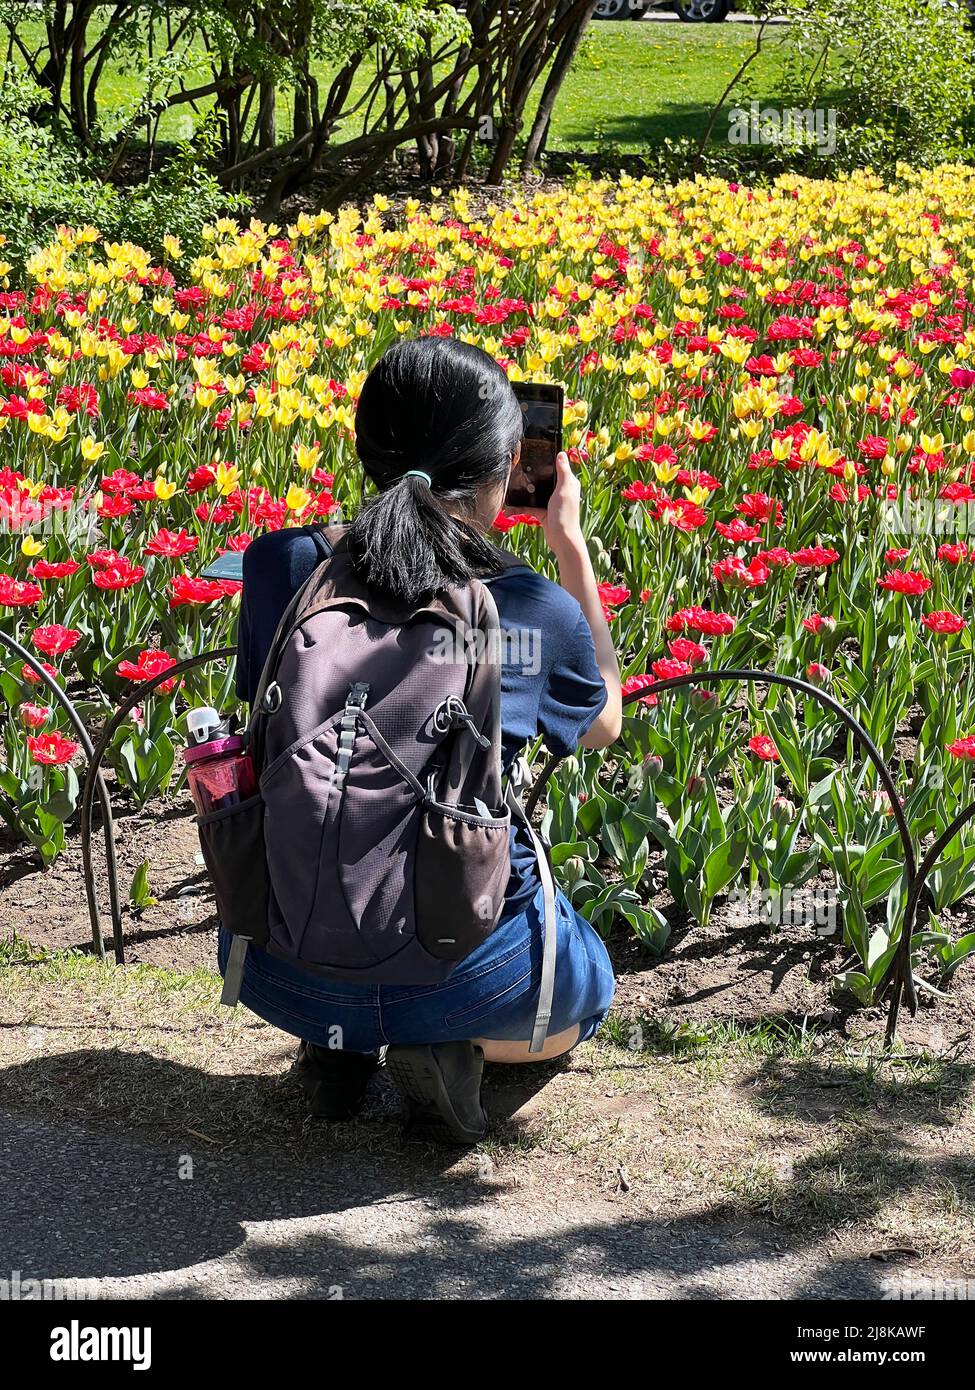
[
  {"xmin": 196, "ymin": 794, "xmax": 270, "ymax": 946},
  {"xmin": 415, "ymin": 802, "xmax": 511, "ymax": 962}
]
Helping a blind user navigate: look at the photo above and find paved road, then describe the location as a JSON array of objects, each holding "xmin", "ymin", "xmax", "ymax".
[
  {"xmin": 1, "ymin": 1108, "xmax": 895, "ymax": 1300},
  {"xmin": 628, "ymin": 8, "xmax": 789, "ymax": 21}
]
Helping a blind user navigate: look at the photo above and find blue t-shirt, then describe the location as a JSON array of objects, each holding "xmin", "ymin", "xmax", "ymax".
[{"xmin": 236, "ymin": 525, "xmax": 607, "ymax": 912}]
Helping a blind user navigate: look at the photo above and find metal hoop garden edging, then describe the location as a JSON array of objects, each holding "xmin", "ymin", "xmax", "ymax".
[
  {"xmin": 78, "ymin": 646, "xmax": 237, "ymax": 965},
  {"xmin": 58, "ymin": 652, "xmax": 971, "ymax": 1049},
  {"xmin": 0, "ymin": 629, "xmax": 118, "ymax": 961},
  {"xmin": 524, "ymin": 669, "xmax": 922, "ymax": 1045}
]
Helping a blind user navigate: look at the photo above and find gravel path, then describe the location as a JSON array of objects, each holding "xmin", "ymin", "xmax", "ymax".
[{"xmin": 0, "ymin": 1107, "xmax": 895, "ymax": 1301}]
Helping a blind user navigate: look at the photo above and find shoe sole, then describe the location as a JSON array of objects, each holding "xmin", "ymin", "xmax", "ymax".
[{"xmin": 386, "ymin": 1046, "xmax": 487, "ymax": 1145}]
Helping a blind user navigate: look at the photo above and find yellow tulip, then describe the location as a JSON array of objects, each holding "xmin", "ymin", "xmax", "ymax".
[
  {"xmin": 296, "ymin": 443, "xmax": 322, "ymax": 473},
  {"xmin": 80, "ymin": 438, "xmax": 106, "ymax": 463},
  {"xmin": 286, "ymin": 484, "xmax": 312, "ymax": 515},
  {"xmin": 216, "ymin": 462, "xmax": 240, "ymax": 496}
]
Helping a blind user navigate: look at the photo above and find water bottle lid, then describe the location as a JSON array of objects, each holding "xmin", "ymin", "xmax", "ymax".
[
  {"xmin": 184, "ymin": 734, "xmax": 246, "ymax": 765},
  {"xmin": 186, "ymin": 706, "xmax": 221, "ymax": 745}
]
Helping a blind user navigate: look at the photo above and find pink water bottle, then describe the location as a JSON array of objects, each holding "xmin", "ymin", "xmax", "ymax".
[{"xmin": 184, "ymin": 706, "xmax": 257, "ymax": 814}]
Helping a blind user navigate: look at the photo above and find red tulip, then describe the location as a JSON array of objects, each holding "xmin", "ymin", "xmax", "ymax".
[
  {"xmin": 27, "ymin": 732, "xmax": 80, "ymax": 766},
  {"xmin": 22, "ymin": 660, "xmax": 57, "ymax": 687},
  {"xmin": 791, "ymin": 546, "xmax": 839, "ymax": 569},
  {"xmin": 92, "ymin": 561, "xmax": 145, "ymax": 591},
  {"xmin": 668, "ymin": 637, "xmax": 706, "ymax": 667},
  {"xmin": 922, "ymin": 611, "xmax": 966, "ymax": 635},
  {"xmin": 747, "ymin": 734, "xmax": 779, "ymax": 762},
  {"xmin": 877, "ymin": 569, "xmax": 932, "ymax": 596},
  {"xmin": 621, "ymin": 674, "xmax": 658, "ymax": 707},
  {"xmin": 651, "ymin": 657, "xmax": 693, "ymax": 681},
  {"xmin": 144, "ymin": 529, "xmax": 199, "ymax": 559},
  {"xmin": 28, "ymin": 559, "xmax": 80, "ymax": 581},
  {"xmin": 19, "ymin": 703, "xmax": 50, "ymax": 730},
  {"xmin": 0, "ymin": 574, "xmax": 43, "ymax": 608},
  {"xmin": 117, "ymin": 649, "xmax": 180, "ymax": 694},
  {"xmin": 32, "ymin": 624, "xmax": 81, "ymax": 656},
  {"xmin": 666, "ymin": 606, "xmax": 736, "ymax": 637},
  {"xmin": 168, "ymin": 575, "xmax": 238, "ymax": 608}
]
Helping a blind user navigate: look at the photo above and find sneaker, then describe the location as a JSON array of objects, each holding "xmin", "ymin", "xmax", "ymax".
[
  {"xmin": 386, "ymin": 1042, "xmax": 487, "ymax": 1145},
  {"xmin": 294, "ymin": 1042, "xmax": 383, "ymax": 1121}
]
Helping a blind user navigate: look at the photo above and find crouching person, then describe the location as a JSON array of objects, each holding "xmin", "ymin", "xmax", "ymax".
[{"xmin": 220, "ymin": 337, "xmax": 621, "ymax": 1143}]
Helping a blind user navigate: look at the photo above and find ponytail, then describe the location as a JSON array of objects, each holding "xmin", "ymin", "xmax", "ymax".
[
  {"xmin": 349, "ymin": 337, "xmax": 524, "ymax": 606},
  {"xmin": 348, "ymin": 472, "xmax": 504, "ymax": 608}
]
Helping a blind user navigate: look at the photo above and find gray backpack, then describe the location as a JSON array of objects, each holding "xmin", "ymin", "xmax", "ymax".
[{"xmin": 199, "ymin": 526, "xmax": 557, "ymax": 1052}]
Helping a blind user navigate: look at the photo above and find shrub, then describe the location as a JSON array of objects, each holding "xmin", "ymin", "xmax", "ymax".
[
  {"xmin": 0, "ymin": 72, "xmax": 239, "ymax": 267},
  {"xmin": 775, "ymin": 0, "xmax": 975, "ymax": 170}
]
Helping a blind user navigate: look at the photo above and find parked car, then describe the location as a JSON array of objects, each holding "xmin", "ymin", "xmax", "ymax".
[{"xmin": 594, "ymin": 0, "xmax": 730, "ymax": 22}]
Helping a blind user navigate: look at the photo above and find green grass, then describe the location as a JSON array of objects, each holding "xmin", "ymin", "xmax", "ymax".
[
  {"xmin": 0, "ymin": 933, "xmax": 221, "ymax": 1005},
  {"xmin": 9, "ymin": 17, "xmax": 794, "ymax": 162},
  {"xmin": 550, "ymin": 19, "xmax": 792, "ymax": 152},
  {"xmin": 599, "ymin": 1008, "xmax": 821, "ymax": 1059}
]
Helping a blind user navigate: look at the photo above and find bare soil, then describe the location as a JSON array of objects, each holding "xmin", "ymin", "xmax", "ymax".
[{"xmin": 2, "ymin": 790, "xmax": 973, "ymax": 1060}]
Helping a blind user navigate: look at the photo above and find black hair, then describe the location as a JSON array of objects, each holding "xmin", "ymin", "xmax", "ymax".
[{"xmin": 349, "ymin": 336, "xmax": 524, "ymax": 606}]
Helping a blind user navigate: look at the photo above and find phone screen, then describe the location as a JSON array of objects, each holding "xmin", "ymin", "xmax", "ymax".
[
  {"xmin": 505, "ymin": 382, "xmax": 563, "ymax": 511},
  {"xmin": 201, "ymin": 550, "xmax": 244, "ymax": 583}
]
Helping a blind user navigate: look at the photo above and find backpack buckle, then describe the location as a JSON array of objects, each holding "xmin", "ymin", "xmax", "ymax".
[
  {"xmin": 334, "ymin": 683, "xmax": 370, "ymax": 791},
  {"xmin": 346, "ymin": 682, "xmax": 369, "ymax": 711}
]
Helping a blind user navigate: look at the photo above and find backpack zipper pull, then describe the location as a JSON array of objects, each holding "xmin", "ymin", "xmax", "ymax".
[
  {"xmin": 433, "ymin": 696, "xmax": 490, "ymax": 749},
  {"xmin": 457, "ymin": 707, "xmax": 491, "ymax": 749}
]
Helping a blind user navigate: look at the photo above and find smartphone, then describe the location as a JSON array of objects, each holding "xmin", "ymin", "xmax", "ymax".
[
  {"xmin": 201, "ymin": 550, "xmax": 245, "ymax": 583},
  {"xmin": 505, "ymin": 382, "xmax": 563, "ymax": 511}
]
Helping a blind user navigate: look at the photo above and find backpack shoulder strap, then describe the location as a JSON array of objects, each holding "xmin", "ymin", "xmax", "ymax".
[
  {"xmin": 224, "ymin": 527, "xmax": 343, "ymax": 1005},
  {"xmin": 314, "ymin": 523, "xmax": 347, "ymax": 557},
  {"xmin": 479, "ymin": 543, "xmax": 556, "ymax": 1050},
  {"xmin": 246, "ymin": 526, "xmax": 342, "ymax": 756},
  {"xmin": 505, "ymin": 775, "xmax": 558, "ymax": 1054}
]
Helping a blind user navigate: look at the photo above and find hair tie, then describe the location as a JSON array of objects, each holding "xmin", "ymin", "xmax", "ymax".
[{"xmin": 403, "ymin": 470, "xmax": 432, "ymax": 486}]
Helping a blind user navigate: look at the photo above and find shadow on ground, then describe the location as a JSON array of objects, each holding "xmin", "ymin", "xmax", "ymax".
[{"xmin": 1, "ymin": 1046, "xmax": 971, "ymax": 1298}]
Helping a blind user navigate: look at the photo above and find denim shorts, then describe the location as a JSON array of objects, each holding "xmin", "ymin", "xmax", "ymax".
[{"xmin": 217, "ymin": 885, "xmax": 615, "ymax": 1052}]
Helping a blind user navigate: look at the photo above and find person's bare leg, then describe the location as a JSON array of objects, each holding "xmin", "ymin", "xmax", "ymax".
[{"xmin": 473, "ymin": 1023, "xmax": 581, "ymax": 1064}]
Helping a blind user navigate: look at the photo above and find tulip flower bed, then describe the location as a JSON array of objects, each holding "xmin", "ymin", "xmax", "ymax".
[{"xmin": 4, "ymin": 167, "xmax": 975, "ymax": 1015}]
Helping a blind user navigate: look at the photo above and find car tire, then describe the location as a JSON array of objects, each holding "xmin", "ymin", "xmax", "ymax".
[
  {"xmin": 675, "ymin": 0, "xmax": 730, "ymax": 20},
  {"xmin": 593, "ymin": 0, "xmax": 638, "ymax": 17}
]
